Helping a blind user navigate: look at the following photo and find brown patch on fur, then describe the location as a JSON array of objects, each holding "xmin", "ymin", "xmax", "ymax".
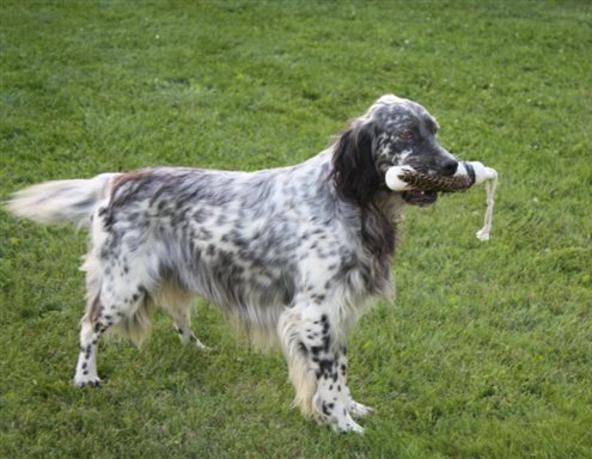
[
  {"xmin": 89, "ymin": 294, "xmax": 102, "ymax": 323},
  {"xmin": 110, "ymin": 170, "xmax": 154, "ymax": 207}
]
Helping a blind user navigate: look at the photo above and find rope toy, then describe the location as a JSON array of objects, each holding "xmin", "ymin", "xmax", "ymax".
[{"xmin": 385, "ymin": 161, "xmax": 498, "ymax": 241}]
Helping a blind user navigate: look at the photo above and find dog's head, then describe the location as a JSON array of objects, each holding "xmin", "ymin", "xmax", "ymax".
[{"xmin": 332, "ymin": 94, "xmax": 458, "ymax": 207}]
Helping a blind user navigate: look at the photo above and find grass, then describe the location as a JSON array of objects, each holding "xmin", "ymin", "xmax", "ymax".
[{"xmin": 1, "ymin": 1, "xmax": 591, "ymax": 457}]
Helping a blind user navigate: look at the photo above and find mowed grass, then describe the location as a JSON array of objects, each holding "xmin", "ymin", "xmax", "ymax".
[{"xmin": 1, "ymin": 1, "xmax": 591, "ymax": 457}]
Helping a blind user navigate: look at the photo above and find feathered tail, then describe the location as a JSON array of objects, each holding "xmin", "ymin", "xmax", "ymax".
[{"xmin": 6, "ymin": 173, "xmax": 120, "ymax": 228}]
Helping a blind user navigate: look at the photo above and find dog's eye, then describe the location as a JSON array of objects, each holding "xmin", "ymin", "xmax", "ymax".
[{"xmin": 399, "ymin": 131, "xmax": 415, "ymax": 141}]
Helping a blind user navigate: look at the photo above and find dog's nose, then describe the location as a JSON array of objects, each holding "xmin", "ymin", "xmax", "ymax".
[{"xmin": 441, "ymin": 159, "xmax": 458, "ymax": 176}]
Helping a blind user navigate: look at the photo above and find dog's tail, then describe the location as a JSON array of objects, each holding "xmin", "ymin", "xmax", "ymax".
[{"xmin": 6, "ymin": 173, "xmax": 120, "ymax": 228}]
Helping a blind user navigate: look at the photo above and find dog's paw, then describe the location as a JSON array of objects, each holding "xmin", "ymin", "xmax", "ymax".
[
  {"xmin": 74, "ymin": 375, "xmax": 101, "ymax": 388},
  {"xmin": 350, "ymin": 401, "xmax": 373, "ymax": 418},
  {"xmin": 189, "ymin": 335, "xmax": 211, "ymax": 351},
  {"xmin": 333, "ymin": 416, "xmax": 365, "ymax": 434}
]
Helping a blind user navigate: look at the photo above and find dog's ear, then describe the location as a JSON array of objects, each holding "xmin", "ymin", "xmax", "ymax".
[{"xmin": 331, "ymin": 121, "xmax": 382, "ymax": 208}]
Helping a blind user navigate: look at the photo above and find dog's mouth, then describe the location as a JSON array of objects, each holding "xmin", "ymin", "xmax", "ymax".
[{"xmin": 402, "ymin": 190, "xmax": 438, "ymax": 206}]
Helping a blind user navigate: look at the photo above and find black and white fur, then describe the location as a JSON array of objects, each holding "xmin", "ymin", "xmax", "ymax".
[{"xmin": 7, "ymin": 95, "xmax": 458, "ymax": 433}]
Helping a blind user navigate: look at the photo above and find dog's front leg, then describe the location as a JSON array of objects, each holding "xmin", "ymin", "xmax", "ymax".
[{"xmin": 279, "ymin": 303, "xmax": 365, "ymax": 433}]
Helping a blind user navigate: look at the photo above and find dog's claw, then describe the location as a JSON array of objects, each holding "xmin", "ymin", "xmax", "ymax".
[{"xmin": 350, "ymin": 401, "xmax": 374, "ymax": 418}]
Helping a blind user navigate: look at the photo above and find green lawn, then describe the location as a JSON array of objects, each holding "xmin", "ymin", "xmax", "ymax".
[{"xmin": 1, "ymin": 1, "xmax": 591, "ymax": 457}]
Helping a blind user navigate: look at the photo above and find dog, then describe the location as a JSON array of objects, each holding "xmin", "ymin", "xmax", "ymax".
[{"xmin": 7, "ymin": 94, "xmax": 458, "ymax": 433}]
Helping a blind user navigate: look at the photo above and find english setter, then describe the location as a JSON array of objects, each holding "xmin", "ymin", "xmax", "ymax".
[{"xmin": 7, "ymin": 95, "xmax": 458, "ymax": 433}]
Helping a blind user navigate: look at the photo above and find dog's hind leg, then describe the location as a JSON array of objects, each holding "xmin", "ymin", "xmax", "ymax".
[
  {"xmin": 155, "ymin": 282, "xmax": 209, "ymax": 350},
  {"xmin": 74, "ymin": 251, "xmax": 154, "ymax": 387}
]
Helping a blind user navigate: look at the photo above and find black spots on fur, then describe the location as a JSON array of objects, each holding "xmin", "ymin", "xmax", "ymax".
[
  {"xmin": 176, "ymin": 327, "xmax": 184, "ymax": 335},
  {"xmin": 131, "ymin": 286, "xmax": 146, "ymax": 304},
  {"xmin": 340, "ymin": 364, "xmax": 347, "ymax": 376},
  {"xmin": 157, "ymin": 200, "xmax": 169, "ymax": 212},
  {"xmin": 317, "ymin": 358, "xmax": 334, "ymax": 380},
  {"xmin": 324, "ymin": 281, "xmax": 332, "ymax": 290},
  {"xmin": 194, "ymin": 227, "xmax": 213, "ymax": 241},
  {"xmin": 206, "ymin": 244, "xmax": 216, "ymax": 257},
  {"xmin": 81, "ymin": 380, "xmax": 101, "ymax": 388},
  {"xmin": 190, "ymin": 335, "xmax": 198, "ymax": 343},
  {"xmin": 82, "ymin": 362, "xmax": 87, "ymax": 370},
  {"xmin": 83, "ymin": 370, "xmax": 88, "ymax": 376},
  {"xmin": 297, "ymin": 342, "xmax": 308, "ymax": 356},
  {"xmin": 216, "ymin": 214, "xmax": 228, "ymax": 226},
  {"xmin": 229, "ymin": 234, "xmax": 249, "ymax": 250},
  {"xmin": 123, "ymin": 265, "xmax": 129, "ymax": 274},
  {"xmin": 310, "ymin": 293, "xmax": 326, "ymax": 304},
  {"xmin": 318, "ymin": 316, "xmax": 330, "ymax": 336},
  {"xmin": 191, "ymin": 208, "xmax": 210, "ymax": 223},
  {"xmin": 337, "ymin": 385, "xmax": 341, "ymax": 392},
  {"xmin": 310, "ymin": 345, "xmax": 322, "ymax": 356},
  {"xmin": 94, "ymin": 323, "xmax": 102, "ymax": 333},
  {"xmin": 322, "ymin": 335, "xmax": 330, "ymax": 352},
  {"xmin": 321, "ymin": 401, "xmax": 334, "ymax": 417},
  {"xmin": 282, "ymin": 286, "xmax": 294, "ymax": 306}
]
